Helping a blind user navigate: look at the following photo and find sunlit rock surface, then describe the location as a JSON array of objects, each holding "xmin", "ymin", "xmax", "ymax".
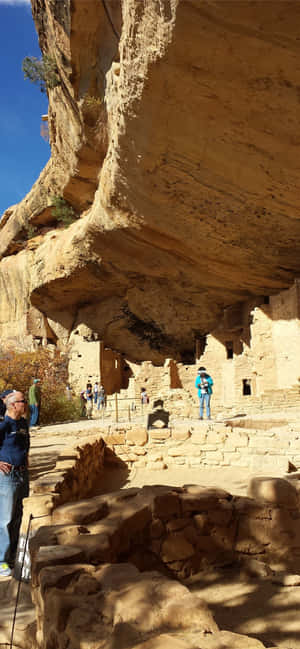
[{"xmin": 1, "ymin": 0, "xmax": 300, "ymax": 361}]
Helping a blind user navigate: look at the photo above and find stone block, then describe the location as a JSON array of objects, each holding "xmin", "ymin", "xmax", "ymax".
[
  {"xmin": 223, "ymin": 452, "xmax": 241, "ymax": 464},
  {"xmin": 191, "ymin": 432, "xmax": 207, "ymax": 445},
  {"xmin": 161, "ymin": 532, "xmax": 194, "ymax": 562},
  {"xmin": 171, "ymin": 429, "xmax": 191, "ymax": 441},
  {"xmin": 230, "ymin": 459, "xmax": 251, "ymax": 468},
  {"xmin": 206, "ymin": 430, "xmax": 227, "ymax": 444},
  {"xmin": 33, "ymin": 472, "xmax": 64, "ymax": 495},
  {"xmin": 234, "ymin": 532, "xmax": 267, "ymax": 555},
  {"xmin": 235, "ymin": 515, "xmax": 292, "ymax": 555},
  {"xmin": 150, "ymin": 518, "xmax": 165, "ymax": 539},
  {"xmin": 66, "ymin": 532, "xmax": 112, "ymax": 564},
  {"xmin": 168, "ymin": 447, "xmax": 185, "ymax": 457},
  {"xmin": 149, "ymin": 429, "xmax": 171, "ymax": 441},
  {"xmin": 233, "ymin": 497, "xmax": 272, "ymax": 519},
  {"xmin": 181, "ymin": 487, "xmax": 230, "ymax": 514},
  {"xmin": 248, "ymin": 477, "xmax": 298, "ymax": 507},
  {"xmin": 52, "ymin": 496, "xmax": 109, "ymax": 525},
  {"xmin": 248, "ymin": 455, "xmax": 290, "ymax": 473},
  {"xmin": 183, "ymin": 524, "xmax": 199, "ymax": 545},
  {"xmin": 202, "ymin": 451, "xmax": 224, "ymax": 464},
  {"xmin": 132, "ymin": 447, "xmax": 147, "ymax": 455},
  {"xmin": 210, "ymin": 522, "xmax": 236, "ymax": 551},
  {"xmin": 195, "ymin": 535, "xmax": 215, "ymax": 552},
  {"xmin": 184, "ymin": 446, "xmax": 201, "ymax": 456},
  {"xmin": 151, "ymin": 538, "xmax": 162, "ymax": 555},
  {"xmin": 193, "ymin": 514, "xmax": 209, "ymax": 532},
  {"xmin": 153, "ymin": 493, "xmax": 181, "ymax": 520},
  {"xmin": 207, "ymin": 502, "xmax": 233, "ymax": 526},
  {"xmin": 188, "ymin": 457, "xmax": 202, "ymax": 467},
  {"xmin": 166, "ymin": 518, "xmax": 190, "ymax": 533},
  {"xmin": 32, "ymin": 545, "xmax": 84, "ymax": 585},
  {"xmin": 148, "ymin": 451, "xmax": 163, "ymax": 462},
  {"xmin": 102, "ymin": 434, "xmax": 125, "ymax": 445},
  {"xmin": 271, "ymin": 572, "xmax": 300, "ymax": 586},
  {"xmin": 248, "ymin": 436, "xmax": 289, "ymax": 450},
  {"xmin": 126, "ymin": 427, "xmax": 148, "ymax": 446},
  {"xmin": 161, "ymin": 593, "xmax": 218, "ymax": 633},
  {"xmin": 147, "ymin": 461, "xmax": 167, "ymax": 470},
  {"xmin": 239, "ymin": 557, "xmax": 273, "ymax": 579},
  {"xmin": 114, "ymin": 445, "xmax": 128, "ymax": 454},
  {"xmin": 200, "ymin": 444, "xmax": 218, "ymax": 452},
  {"xmin": 287, "ymin": 439, "xmax": 300, "ymax": 449}
]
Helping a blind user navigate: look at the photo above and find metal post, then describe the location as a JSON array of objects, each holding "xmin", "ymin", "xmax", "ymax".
[{"xmin": 128, "ymin": 404, "xmax": 131, "ymax": 422}]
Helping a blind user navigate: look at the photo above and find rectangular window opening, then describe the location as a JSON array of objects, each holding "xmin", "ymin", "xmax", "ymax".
[
  {"xmin": 225, "ymin": 341, "xmax": 234, "ymax": 359},
  {"xmin": 243, "ymin": 379, "xmax": 251, "ymax": 396}
]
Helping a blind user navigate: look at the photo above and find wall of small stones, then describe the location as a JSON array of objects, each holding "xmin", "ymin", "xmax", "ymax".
[
  {"xmin": 20, "ymin": 420, "xmax": 300, "ymax": 649},
  {"xmin": 101, "ymin": 418, "xmax": 300, "ymax": 474},
  {"xmin": 22, "ymin": 435, "xmax": 110, "ymax": 536}
]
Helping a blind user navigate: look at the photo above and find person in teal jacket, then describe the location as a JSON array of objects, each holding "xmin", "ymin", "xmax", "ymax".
[{"xmin": 195, "ymin": 366, "xmax": 213, "ymax": 420}]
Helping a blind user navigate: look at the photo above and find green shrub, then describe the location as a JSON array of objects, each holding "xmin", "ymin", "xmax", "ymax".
[
  {"xmin": 51, "ymin": 195, "xmax": 77, "ymax": 227},
  {"xmin": 83, "ymin": 95, "xmax": 102, "ymax": 109},
  {"xmin": 22, "ymin": 55, "xmax": 60, "ymax": 93},
  {"xmin": 26, "ymin": 224, "xmax": 37, "ymax": 239},
  {"xmin": 40, "ymin": 393, "xmax": 82, "ymax": 425},
  {"xmin": 81, "ymin": 95, "xmax": 103, "ymax": 127}
]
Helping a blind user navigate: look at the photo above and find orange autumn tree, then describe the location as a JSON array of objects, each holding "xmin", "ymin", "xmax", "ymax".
[{"xmin": 0, "ymin": 348, "xmax": 80, "ymax": 425}]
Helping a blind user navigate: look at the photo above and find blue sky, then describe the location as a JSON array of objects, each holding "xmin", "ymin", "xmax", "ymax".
[{"xmin": 0, "ymin": 0, "xmax": 50, "ymax": 216}]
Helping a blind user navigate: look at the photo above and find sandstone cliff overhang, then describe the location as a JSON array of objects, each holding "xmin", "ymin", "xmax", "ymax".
[{"xmin": 1, "ymin": 0, "xmax": 300, "ymax": 361}]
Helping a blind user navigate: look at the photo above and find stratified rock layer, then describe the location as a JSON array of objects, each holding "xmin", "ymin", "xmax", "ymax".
[{"xmin": 1, "ymin": 1, "xmax": 300, "ymax": 361}]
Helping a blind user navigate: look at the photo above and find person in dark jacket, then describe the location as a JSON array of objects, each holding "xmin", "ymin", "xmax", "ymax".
[{"xmin": 0, "ymin": 391, "xmax": 29, "ymax": 577}]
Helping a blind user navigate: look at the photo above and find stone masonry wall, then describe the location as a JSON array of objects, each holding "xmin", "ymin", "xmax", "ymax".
[
  {"xmin": 21, "ymin": 423, "xmax": 300, "ymax": 649},
  {"xmin": 30, "ymin": 478, "xmax": 300, "ymax": 649},
  {"xmin": 101, "ymin": 419, "xmax": 300, "ymax": 474}
]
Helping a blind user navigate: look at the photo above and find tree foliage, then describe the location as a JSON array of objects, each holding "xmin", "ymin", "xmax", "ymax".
[
  {"xmin": 0, "ymin": 348, "xmax": 80, "ymax": 425},
  {"xmin": 22, "ymin": 55, "xmax": 60, "ymax": 93}
]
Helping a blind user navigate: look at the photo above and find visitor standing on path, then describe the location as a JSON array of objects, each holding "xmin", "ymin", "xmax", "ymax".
[
  {"xmin": 80, "ymin": 390, "xmax": 87, "ymax": 417},
  {"xmin": 93, "ymin": 381, "xmax": 99, "ymax": 405},
  {"xmin": 97, "ymin": 385, "xmax": 106, "ymax": 410},
  {"xmin": 0, "ymin": 391, "xmax": 29, "ymax": 577},
  {"xmin": 28, "ymin": 378, "xmax": 41, "ymax": 428},
  {"xmin": 85, "ymin": 382, "xmax": 93, "ymax": 419},
  {"xmin": 195, "ymin": 366, "xmax": 213, "ymax": 420},
  {"xmin": 140, "ymin": 387, "xmax": 149, "ymax": 405}
]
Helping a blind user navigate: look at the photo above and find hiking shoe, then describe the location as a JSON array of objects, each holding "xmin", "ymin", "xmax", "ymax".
[{"xmin": 0, "ymin": 563, "xmax": 11, "ymax": 577}]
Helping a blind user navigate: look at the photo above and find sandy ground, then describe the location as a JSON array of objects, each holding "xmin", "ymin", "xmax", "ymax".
[
  {"xmin": 127, "ymin": 464, "xmax": 258, "ymax": 496},
  {"xmin": 1, "ymin": 419, "xmax": 300, "ymax": 648}
]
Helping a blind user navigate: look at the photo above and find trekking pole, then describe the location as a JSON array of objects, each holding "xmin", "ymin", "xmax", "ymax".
[
  {"xmin": 10, "ymin": 514, "xmax": 33, "ymax": 649},
  {"xmin": 115, "ymin": 393, "xmax": 118, "ymax": 423}
]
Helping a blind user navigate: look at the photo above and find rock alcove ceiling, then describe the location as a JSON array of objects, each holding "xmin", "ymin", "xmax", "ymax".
[{"xmin": 1, "ymin": 0, "xmax": 300, "ymax": 361}]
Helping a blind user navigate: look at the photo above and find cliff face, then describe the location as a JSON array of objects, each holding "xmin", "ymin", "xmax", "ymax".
[{"xmin": 1, "ymin": 0, "xmax": 300, "ymax": 361}]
